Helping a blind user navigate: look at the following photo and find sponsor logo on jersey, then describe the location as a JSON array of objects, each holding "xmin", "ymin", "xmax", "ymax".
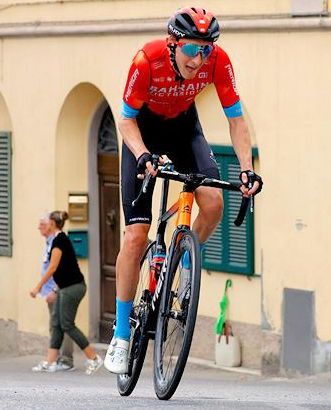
[
  {"xmin": 198, "ymin": 72, "xmax": 208, "ymax": 79},
  {"xmin": 152, "ymin": 61, "xmax": 165, "ymax": 70},
  {"xmin": 152, "ymin": 77, "xmax": 165, "ymax": 82},
  {"xmin": 225, "ymin": 64, "xmax": 239, "ymax": 96},
  {"xmin": 124, "ymin": 68, "xmax": 139, "ymax": 101},
  {"xmin": 149, "ymin": 82, "xmax": 209, "ymax": 97}
]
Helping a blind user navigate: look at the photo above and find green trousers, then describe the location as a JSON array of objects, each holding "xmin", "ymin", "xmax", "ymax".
[{"xmin": 50, "ymin": 281, "xmax": 89, "ymax": 351}]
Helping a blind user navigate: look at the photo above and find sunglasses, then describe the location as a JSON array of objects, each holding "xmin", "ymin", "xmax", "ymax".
[{"xmin": 178, "ymin": 43, "xmax": 214, "ymax": 59}]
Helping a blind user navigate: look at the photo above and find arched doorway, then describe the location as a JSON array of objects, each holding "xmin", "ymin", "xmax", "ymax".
[
  {"xmin": 56, "ymin": 83, "xmax": 120, "ymax": 342},
  {"xmin": 97, "ymin": 106, "xmax": 120, "ymax": 342}
]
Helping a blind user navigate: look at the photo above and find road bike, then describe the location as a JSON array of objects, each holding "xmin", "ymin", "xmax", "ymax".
[{"xmin": 117, "ymin": 155, "xmax": 251, "ymax": 400}]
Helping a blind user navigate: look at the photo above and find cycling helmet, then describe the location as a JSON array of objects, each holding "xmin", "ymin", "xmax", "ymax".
[{"xmin": 168, "ymin": 6, "xmax": 220, "ymax": 43}]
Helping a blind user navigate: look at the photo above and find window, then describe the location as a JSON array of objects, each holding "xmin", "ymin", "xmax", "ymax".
[
  {"xmin": 202, "ymin": 145, "xmax": 258, "ymax": 275},
  {"xmin": 0, "ymin": 131, "xmax": 12, "ymax": 256},
  {"xmin": 98, "ymin": 107, "xmax": 118, "ymax": 154}
]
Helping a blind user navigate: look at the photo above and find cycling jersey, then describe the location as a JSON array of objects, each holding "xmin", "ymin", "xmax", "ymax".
[{"xmin": 122, "ymin": 39, "xmax": 242, "ymax": 119}]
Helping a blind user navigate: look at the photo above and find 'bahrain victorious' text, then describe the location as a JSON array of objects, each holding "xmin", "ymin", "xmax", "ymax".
[{"xmin": 123, "ymin": 39, "xmax": 241, "ymax": 119}]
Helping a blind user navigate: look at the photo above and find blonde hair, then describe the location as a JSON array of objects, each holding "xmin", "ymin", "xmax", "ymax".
[{"xmin": 49, "ymin": 210, "xmax": 69, "ymax": 229}]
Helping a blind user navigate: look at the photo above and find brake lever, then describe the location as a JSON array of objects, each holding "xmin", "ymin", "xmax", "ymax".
[
  {"xmin": 248, "ymin": 181, "xmax": 254, "ymax": 213},
  {"xmin": 132, "ymin": 154, "xmax": 160, "ymax": 207}
]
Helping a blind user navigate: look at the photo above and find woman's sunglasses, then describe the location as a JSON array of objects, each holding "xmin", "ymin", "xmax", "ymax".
[{"xmin": 178, "ymin": 43, "xmax": 214, "ymax": 59}]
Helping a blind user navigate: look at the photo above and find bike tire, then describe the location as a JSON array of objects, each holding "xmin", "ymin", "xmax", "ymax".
[
  {"xmin": 153, "ymin": 230, "xmax": 201, "ymax": 400},
  {"xmin": 117, "ymin": 241, "xmax": 155, "ymax": 396}
]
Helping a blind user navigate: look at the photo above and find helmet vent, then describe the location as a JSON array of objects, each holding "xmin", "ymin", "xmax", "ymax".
[
  {"xmin": 175, "ymin": 18, "xmax": 187, "ymax": 31},
  {"xmin": 182, "ymin": 14, "xmax": 193, "ymax": 25}
]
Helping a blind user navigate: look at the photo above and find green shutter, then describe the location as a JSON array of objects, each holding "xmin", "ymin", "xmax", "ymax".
[
  {"xmin": 0, "ymin": 131, "xmax": 12, "ymax": 256},
  {"xmin": 202, "ymin": 145, "xmax": 256, "ymax": 275}
]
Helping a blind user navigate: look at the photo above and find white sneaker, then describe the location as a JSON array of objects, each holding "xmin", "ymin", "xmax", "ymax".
[
  {"xmin": 104, "ymin": 338, "xmax": 129, "ymax": 374},
  {"xmin": 32, "ymin": 361, "xmax": 57, "ymax": 372},
  {"xmin": 56, "ymin": 362, "xmax": 75, "ymax": 372},
  {"xmin": 85, "ymin": 354, "xmax": 103, "ymax": 375}
]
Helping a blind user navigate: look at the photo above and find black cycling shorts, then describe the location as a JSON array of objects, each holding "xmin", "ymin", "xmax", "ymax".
[{"xmin": 121, "ymin": 103, "xmax": 220, "ymax": 225}]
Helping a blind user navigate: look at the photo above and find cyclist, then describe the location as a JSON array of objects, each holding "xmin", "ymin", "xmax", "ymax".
[{"xmin": 104, "ymin": 6, "xmax": 263, "ymax": 374}]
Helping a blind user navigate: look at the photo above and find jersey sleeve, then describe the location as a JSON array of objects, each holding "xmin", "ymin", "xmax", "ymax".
[
  {"xmin": 122, "ymin": 50, "xmax": 151, "ymax": 118},
  {"xmin": 213, "ymin": 47, "xmax": 243, "ymax": 118}
]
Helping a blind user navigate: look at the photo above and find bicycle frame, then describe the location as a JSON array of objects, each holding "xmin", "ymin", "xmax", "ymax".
[
  {"xmin": 150, "ymin": 174, "xmax": 179, "ymax": 312},
  {"xmin": 134, "ymin": 158, "xmax": 249, "ymax": 317},
  {"xmin": 149, "ymin": 171, "xmax": 198, "ymax": 312}
]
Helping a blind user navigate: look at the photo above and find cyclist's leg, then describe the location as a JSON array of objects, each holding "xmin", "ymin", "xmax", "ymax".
[
  {"xmin": 116, "ymin": 223, "xmax": 150, "ymax": 304},
  {"xmin": 193, "ymin": 186, "xmax": 223, "ymax": 243},
  {"xmin": 105, "ymin": 143, "xmax": 154, "ymax": 374},
  {"xmin": 190, "ymin": 117, "xmax": 223, "ymax": 242},
  {"xmin": 165, "ymin": 104, "xmax": 223, "ymax": 243},
  {"xmin": 115, "ymin": 111, "xmax": 166, "ymax": 337}
]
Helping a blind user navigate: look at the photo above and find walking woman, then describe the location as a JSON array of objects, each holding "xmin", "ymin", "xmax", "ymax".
[{"xmin": 30, "ymin": 211, "xmax": 102, "ymax": 374}]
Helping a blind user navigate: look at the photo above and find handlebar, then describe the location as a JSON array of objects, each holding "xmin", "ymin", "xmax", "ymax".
[{"xmin": 132, "ymin": 156, "xmax": 252, "ymax": 227}]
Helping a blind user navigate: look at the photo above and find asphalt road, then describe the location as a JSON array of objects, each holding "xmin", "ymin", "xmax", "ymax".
[{"xmin": 1, "ymin": 354, "xmax": 331, "ymax": 409}]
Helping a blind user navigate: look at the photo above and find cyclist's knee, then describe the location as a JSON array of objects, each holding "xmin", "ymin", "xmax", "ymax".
[
  {"xmin": 122, "ymin": 224, "xmax": 149, "ymax": 255},
  {"xmin": 197, "ymin": 188, "xmax": 223, "ymax": 216},
  {"xmin": 211, "ymin": 191, "xmax": 224, "ymax": 214}
]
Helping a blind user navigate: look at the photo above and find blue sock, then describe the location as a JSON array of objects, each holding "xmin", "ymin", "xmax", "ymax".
[
  {"xmin": 114, "ymin": 297, "xmax": 133, "ymax": 341},
  {"xmin": 182, "ymin": 250, "xmax": 191, "ymax": 269},
  {"xmin": 182, "ymin": 243, "xmax": 205, "ymax": 269}
]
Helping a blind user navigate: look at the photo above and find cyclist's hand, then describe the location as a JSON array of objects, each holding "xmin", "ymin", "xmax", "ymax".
[
  {"xmin": 239, "ymin": 170, "xmax": 263, "ymax": 197},
  {"xmin": 136, "ymin": 152, "xmax": 164, "ymax": 179}
]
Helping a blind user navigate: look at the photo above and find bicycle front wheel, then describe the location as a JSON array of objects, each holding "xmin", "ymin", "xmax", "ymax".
[
  {"xmin": 153, "ymin": 230, "xmax": 201, "ymax": 400},
  {"xmin": 117, "ymin": 241, "xmax": 155, "ymax": 396}
]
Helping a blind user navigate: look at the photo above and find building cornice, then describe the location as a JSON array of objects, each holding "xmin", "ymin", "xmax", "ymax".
[{"xmin": 0, "ymin": 16, "xmax": 331, "ymax": 38}]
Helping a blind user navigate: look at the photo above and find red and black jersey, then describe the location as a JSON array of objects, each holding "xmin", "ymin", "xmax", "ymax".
[{"xmin": 122, "ymin": 39, "xmax": 242, "ymax": 119}]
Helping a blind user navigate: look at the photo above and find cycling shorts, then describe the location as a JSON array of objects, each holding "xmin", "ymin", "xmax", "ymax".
[{"xmin": 121, "ymin": 103, "xmax": 220, "ymax": 225}]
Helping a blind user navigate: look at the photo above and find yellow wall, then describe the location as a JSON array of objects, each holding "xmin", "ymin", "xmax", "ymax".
[
  {"xmin": 255, "ymin": 31, "xmax": 331, "ymax": 339},
  {"xmin": 198, "ymin": 28, "xmax": 331, "ymax": 335},
  {"xmin": 1, "ymin": 0, "xmax": 331, "ymax": 350},
  {"xmin": 0, "ymin": 92, "xmax": 16, "ymax": 321},
  {"xmin": 0, "ymin": 0, "xmax": 291, "ymax": 25}
]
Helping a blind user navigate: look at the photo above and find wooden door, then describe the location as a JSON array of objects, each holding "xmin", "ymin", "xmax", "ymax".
[{"xmin": 99, "ymin": 153, "xmax": 120, "ymax": 342}]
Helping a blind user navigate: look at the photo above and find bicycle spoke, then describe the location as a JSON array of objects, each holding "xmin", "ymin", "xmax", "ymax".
[
  {"xmin": 164, "ymin": 322, "xmax": 183, "ymax": 380},
  {"xmin": 162, "ymin": 321, "xmax": 182, "ymax": 359}
]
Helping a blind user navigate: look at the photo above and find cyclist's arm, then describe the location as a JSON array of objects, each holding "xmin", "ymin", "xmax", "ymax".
[
  {"xmin": 212, "ymin": 47, "xmax": 259, "ymax": 195},
  {"xmin": 118, "ymin": 116, "xmax": 159, "ymax": 177},
  {"xmin": 228, "ymin": 116, "xmax": 253, "ymax": 172},
  {"xmin": 118, "ymin": 115, "xmax": 149, "ymax": 160},
  {"xmin": 228, "ymin": 116, "xmax": 261, "ymax": 196},
  {"xmin": 120, "ymin": 50, "xmax": 157, "ymax": 175}
]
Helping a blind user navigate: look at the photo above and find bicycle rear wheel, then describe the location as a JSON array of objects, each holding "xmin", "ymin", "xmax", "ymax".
[
  {"xmin": 153, "ymin": 230, "xmax": 201, "ymax": 400},
  {"xmin": 117, "ymin": 241, "xmax": 155, "ymax": 396}
]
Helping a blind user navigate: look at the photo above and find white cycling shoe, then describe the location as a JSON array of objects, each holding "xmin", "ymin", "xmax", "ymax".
[{"xmin": 104, "ymin": 337, "xmax": 129, "ymax": 374}]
